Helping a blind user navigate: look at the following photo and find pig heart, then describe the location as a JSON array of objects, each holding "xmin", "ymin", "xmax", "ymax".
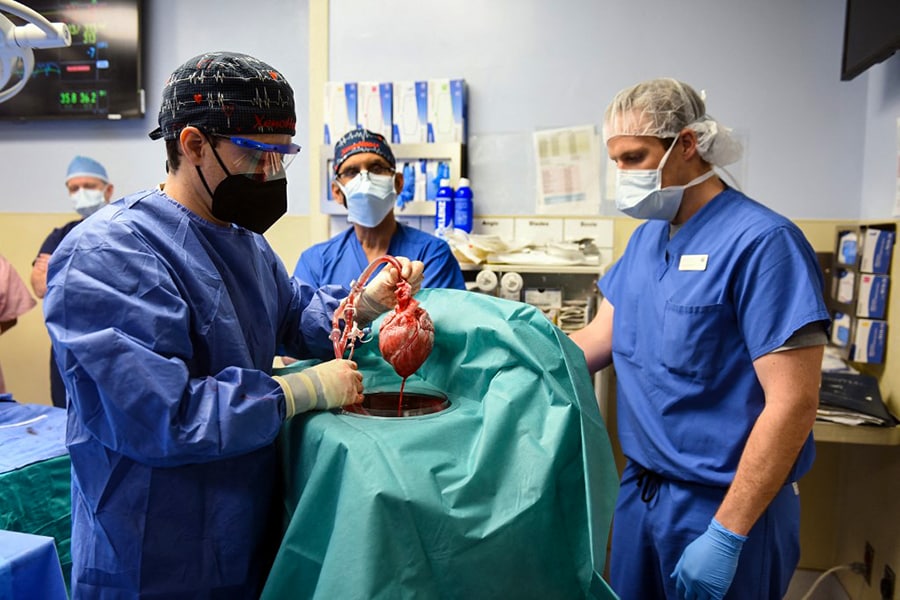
[{"xmin": 379, "ymin": 283, "xmax": 434, "ymax": 378}]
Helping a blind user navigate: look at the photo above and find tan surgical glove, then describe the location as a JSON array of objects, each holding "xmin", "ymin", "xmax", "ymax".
[
  {"xmin": 356, "ymin": 257, "xmax": 425, "ymax": 325},
  {"xmin": 273, "ymin": 359, "xmax": 363, "ymax": 418}
]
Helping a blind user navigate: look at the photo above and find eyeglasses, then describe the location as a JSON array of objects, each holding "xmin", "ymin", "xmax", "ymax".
[
  {"xmin": 213, "ymin": 134, "xmax": 302, "ymax": 176},
  {"xmin": 335, "ymin": 163, "xmax": 395, "ymax": 183}
]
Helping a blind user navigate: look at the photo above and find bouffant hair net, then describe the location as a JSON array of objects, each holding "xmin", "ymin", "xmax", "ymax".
[{"xmin": 602, "ymin": 78, "xmax": 742, "ymax": 167}]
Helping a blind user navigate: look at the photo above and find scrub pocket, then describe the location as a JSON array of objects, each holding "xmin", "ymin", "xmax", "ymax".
[
  {"xmin": 661, "ymin": 301, "xmax": 727, "ymax": 380},
  {"xmin": 611, "ymin": 310, "xmax": 638, "ymax": 358}
]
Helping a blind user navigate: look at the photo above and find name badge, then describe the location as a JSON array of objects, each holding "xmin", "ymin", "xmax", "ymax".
[{"xmin": 678, "ymin": 254, "xmax": 708, "ymax": 271}]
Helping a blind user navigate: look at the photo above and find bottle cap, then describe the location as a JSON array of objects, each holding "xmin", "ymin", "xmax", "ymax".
[
  {"xmin": 439, "ymin": 178, "xmax": 450, "ymax": 188},
  {"xmin": 458, "ymin": 177, "xmax": 470, "ymax": 188}
]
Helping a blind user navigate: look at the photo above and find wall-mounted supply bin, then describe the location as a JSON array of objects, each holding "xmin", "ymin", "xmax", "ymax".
[{"xmin": 827, "ymin": 223, "xmax": 895, "ymax": 364}]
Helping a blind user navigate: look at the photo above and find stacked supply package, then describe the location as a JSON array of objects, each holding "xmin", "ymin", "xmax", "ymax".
[
  {"xmin": 321, "ymin": 79, "xmax": 468, "ymax": 229},
  {"xmin": 852, "ymin": 226, "xmax": 894, "ymax": 363},
  {"xmin": 323, "ymin": 82, "xmax": 358, "ymax": 145},
  {"xmin": 323, "ymin": 78, "xmax": 467, "ymax": 147},
  {"xmin": 827, "ymin": 224, "xmax": 895, "ymax": 363}
]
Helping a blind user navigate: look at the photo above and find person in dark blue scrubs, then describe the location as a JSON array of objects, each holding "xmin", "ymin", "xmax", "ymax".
[
  {"xmin": 570, "ymin": 78, "xmax": 829, "ymax": 600},
  {"xmin": 294, "ymin": 128, "xmax": 465, "ymax": 292},
  {"xmin": 31, "ymin": 156, "xmax": 115, "ymax": 408},
  {"xmin": 43, "ymin": 52, "xmax": 423, "ymax": 599}
]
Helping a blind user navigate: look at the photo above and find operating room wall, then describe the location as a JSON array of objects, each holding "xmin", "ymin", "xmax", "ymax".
[{"xmin": 0, "ymin": 0, "xmax": 891, "ymax": 220}]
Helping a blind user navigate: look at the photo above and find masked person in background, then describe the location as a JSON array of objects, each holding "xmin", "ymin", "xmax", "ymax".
[
  {"xmin": 570, "ymin": 78, "xmax": 829, "ymax": 600},
  {"xmin": 43, "ymin": 51, "xmax": 423, "ymax": 599},
  {"xmin": 30, "ymin": 155, "xmax": 114, "ymax": 407},
  {"xmin": 293, "ymin": 128, "xmax": 465, "ymax": 291}
]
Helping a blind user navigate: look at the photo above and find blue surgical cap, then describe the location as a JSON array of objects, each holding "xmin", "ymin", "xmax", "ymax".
[{"xmin": 66, "ymin": 156, "xmax": 109, "ymax": 183}]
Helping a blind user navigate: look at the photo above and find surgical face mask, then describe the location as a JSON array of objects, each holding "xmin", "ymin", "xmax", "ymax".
[
  {"xmin": 197, "ymin": 138, "xmax": 288, "ymax": 234},
  {"xmin": 337, "ymin": 171, "xmax": 397, "ymax": 228},
  {"xmin": 614, "ymin": 139, "xmax": 715, "ymax": 221},
  {"xmin": 71, "ymin": 188, "xmax": 106, "ymax": 218}
]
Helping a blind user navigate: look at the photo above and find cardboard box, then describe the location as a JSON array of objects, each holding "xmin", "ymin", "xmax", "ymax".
[
  {"xmin": 851, "ymin": 318, "xmax": 887, "ymax": 363},
  {"xmin": 856, "ymin": 274, "xmax": 889, "ymax": 318},
  {"xmin": 392, "ymin": 81, "xmax": 428, "ymax": 143},
  {"xmin": 833, "ymin": 269, "xmax": 855, "ymax": 304},
  {"xmin": 831, "ymin": 311, "xmax": 851, "ymax": 347},
  {"xmin": 323, "ymin": 81, "xmax": 358, "ymax": 145},
  {"xmin": 860, "ymin": 228, "xmax": 895, "ymax": 273},
  {"xmin": 358, "ymin": 82, "xmax": 392, "ymax": 139},
  {"xmin": 836, "ymin": 230, "xmax": 858, "ymax": 266},
  {"xmin": 427, "ymin": 79, "xmax": 467, "ymax": 143}
]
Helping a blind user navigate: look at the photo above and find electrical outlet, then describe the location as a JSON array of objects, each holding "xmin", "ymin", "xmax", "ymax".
[
  {"xmin": 881, "ymin": 564, "xmax": 895, "ymax": 600},
  {"xmin": 865, "ymin": 541, "xmax": 875, "ymax": 585}
]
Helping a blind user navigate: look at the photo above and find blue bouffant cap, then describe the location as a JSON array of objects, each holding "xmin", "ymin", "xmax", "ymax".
[
  {"xmin": 66, "ymin": 155, "xmax": 109, "ymax": 183},
  {"xmin": 149, "ymin": 51, "xmax": 296, "ymax": 141},
  {"xmin": 333, "ymin": 129, "xmax": 395, "ymax": 173}
]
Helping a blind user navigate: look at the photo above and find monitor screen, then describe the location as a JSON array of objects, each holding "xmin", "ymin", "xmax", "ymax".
[
  {"xmin": 841, "ymin": 0, "xmax": 900, "ymax": 81},
  {"xmin": 0, "ymin": 0, "xmax": 144, "ymax": 120}
]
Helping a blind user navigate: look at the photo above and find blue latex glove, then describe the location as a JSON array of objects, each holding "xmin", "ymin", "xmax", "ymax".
[{"xmin": 671, "ymin": 518, "xmax": 748, "ymax": 600}]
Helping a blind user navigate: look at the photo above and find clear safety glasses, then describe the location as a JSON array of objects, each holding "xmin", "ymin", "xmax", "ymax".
[{"xmin": 213, "ymin": 134, "xmax": 302, "ymax": 180}]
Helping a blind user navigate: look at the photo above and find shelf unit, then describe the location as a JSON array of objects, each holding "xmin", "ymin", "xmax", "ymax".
[
  {"xmin": 459, "ymin": 262, "xmax": 604, "ymax": 275},
  {"xmin": 819, "ymin": 223, "xmax": 898, "ymax": 446},
  {"xmin": 320, "ymin": 142, "xmax": 466, "ymax": 216},
  {"xmin": 827, "ymin": 223, "xmax": 894, "ymax": 363},
  {"xmin": 813, "ymin": 422, "xmax": 900, "ymax": 446}
]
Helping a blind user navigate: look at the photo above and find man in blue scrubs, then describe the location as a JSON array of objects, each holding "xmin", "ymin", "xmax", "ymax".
[
  {"xmin": 43, "ymin": 51, "xmax": 423, "ymax": 599},
  {"xmin": 294, "ymin": 128, "xmax": 465, "ymax": 291},
  {"xmin": 570, "ymin": 78, "xmax": 829, "ymax": 600},
  {"xmin": 31, "ymin": 155, "xmax": 115, "ymax": 408}
]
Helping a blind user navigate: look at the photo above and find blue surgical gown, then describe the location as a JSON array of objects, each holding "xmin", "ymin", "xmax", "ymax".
[
  {"xmin": 43, "ymin": 190, "xmax": 343, "ymax": 599},
  {"xmin": 293, "ymin": 223, "xmax": 466, "ymax": 291}
]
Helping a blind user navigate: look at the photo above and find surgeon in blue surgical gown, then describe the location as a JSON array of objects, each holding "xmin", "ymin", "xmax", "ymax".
[{"xmin": 43, "ymin": 51, "xmax": 423, "ymax": 599}]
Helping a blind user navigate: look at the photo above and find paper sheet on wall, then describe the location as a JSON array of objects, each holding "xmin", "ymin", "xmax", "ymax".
[
  {"xmin": 533, "ymin": 125, "xmax": 602, "ymax": 215},
  {"xmin": 895, "ymin": 117, "xmax": 900, "ymax": 217}
]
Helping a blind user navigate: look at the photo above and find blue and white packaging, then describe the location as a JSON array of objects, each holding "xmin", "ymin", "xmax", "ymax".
[
  {"xmin": 323, "ymin": 81, "xmax": 358, "ymax": 145},
  {"xmin": 427, "ymin": 79, "xmax": 467, "ymax": 143},
  {"xmin": 836, "ymin": 231, "xmax": 858, "ymax": 265},
  {"xmin": 852, "ymin": 318, "xmax": 887, "ymax": 363},
  {"xmin": 392, "ymin": 81, "xmax": 428, "ymax": 143},
  {"xmin": 856, "ymin": 274, "xmax": 889, "ymax": 318},
  {"xmin": 831, "ymin": 311, "xmax": 851, "ymax": 347},
  {"xmin": 860, "ymin": 228, "xmax": 895, "ymax": 274},
  {"xmin": 834, "ymin": 269, "xmax": 855, "ymax": 304},
  {"xmin": 358, "ymin": 82, "xmax": 393, "ymax": 140}
]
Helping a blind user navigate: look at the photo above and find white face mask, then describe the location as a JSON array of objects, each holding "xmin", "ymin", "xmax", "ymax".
[
  {"xmin": 338, "ymin": 171, "xmax": 397, "ymax": 228},
  {"xmin": 71, "ymin": 188, "xmax": 106, "ymax": 218},
  {"xmin": 614, "ymin": 139, "xmax": 715, "ymax": 221}
]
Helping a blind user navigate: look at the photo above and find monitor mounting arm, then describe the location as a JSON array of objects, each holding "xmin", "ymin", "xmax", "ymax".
[{"xmin": 0, "ymin": 0, "xmax": 71, "ymax": 104}]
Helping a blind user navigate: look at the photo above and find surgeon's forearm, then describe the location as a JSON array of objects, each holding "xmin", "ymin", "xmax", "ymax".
[
  {"xmin": 714, "ymin": 402, "xmax": 814, "ymax": 535},
  {"xmin": 714, "ymin": 346, "xmax": 821, "ymax": 536},
  {"xmin": 569, "ymin": 298, "xmax": 614, "ymax": 374}
]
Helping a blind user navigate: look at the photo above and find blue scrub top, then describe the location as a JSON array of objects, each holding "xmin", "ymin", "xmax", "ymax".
[
  {"xmin": 600, "ymin": 188, "xmax": 829, "ymax": 487},
  {"xmin": 43, "ymin": 190, "xmax": 343, "ymax": 598},
  {"xmin": 293, "ymin": 223, "xmax": 466, "ymax": 291}
]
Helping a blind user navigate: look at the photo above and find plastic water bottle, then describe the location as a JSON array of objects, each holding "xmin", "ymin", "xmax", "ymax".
[
  {"xmin": 453, "ymin": 177, "xmax": 473, "ymax": 233},
  {"xmin": 435, "ymin": 178, "xmax": 454, "ymax": 235}
]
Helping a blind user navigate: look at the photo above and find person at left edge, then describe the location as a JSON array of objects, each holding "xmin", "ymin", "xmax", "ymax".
[
  {"xmin": 0, "ymin": 253, "xmax": 37, "ymax": 395},
  {"xmin": 31, "ymin": 155, "xmax": 114, "ymax": 408},
  {"xmin": 43, "ymin": 51, "xmax": 423, "ymax": 599},
  {"xmin": 294, "ymin": 128, "xmax": 465, "ymax": 291}
]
